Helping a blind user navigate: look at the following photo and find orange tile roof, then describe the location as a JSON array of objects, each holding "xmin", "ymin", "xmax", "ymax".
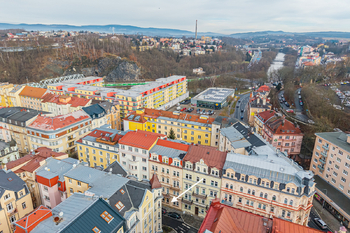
[
  {"xmin": 19, "ymin": 86, "xmax": 48, "ymax": 98},
  {"xmin": 150, "ymin": 173, "xmax": 162, "ymax": 189},
  {"xmin": 303, "ymin": 62, "xmax": 315, "ymax": 66},
  {"xmin": 265, "ymin": 116, "xmax": 302, "ymax": 135},
  {"xmin": 257, "ymin": 85, "xmax": 271, "ymax": 92},
  {"xmin": 28, "ymin": 110, "xmax": 90, "ymax": 131},
  {"xmin": 156, "ymin": 139, "xmax": 190, "ymax": 151},
  {"xmin": 14, "ymin": 205, "xmax": 52, "ymax": 233},
  {"xmin": 256, "ymin": 110, "xmax": 276, "ymax": 123},
  {"xmin": 119, "ymin": 130, "xmax": 165, "ymax": 150},
  {"xmin": 272, "ymin": 218, "xmax": 324, "ymax": 233},
  {"xmin": 184, "ymin": 144, "xmax": 227, "ymax": 169},
  {"xmin": 41, "ymin": 93, "xmax": 91, "ymax": 107},
  {"xmin": 6, "ymin": 154, "xmax": 32, "ymax": 170}
]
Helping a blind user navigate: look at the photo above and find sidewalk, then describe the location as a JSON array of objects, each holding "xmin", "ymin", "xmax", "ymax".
[
  {"xmin": 162, "ymin": 205, "xmax": 203, "ymax": 229},
  {"xmin": 312, "ymin": 199, "xmax": 343, "ymax": 232}
]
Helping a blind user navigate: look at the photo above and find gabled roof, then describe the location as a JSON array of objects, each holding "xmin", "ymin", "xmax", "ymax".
[
  {"xmin": 150, "ymin": 173, "xmax": 162, "ymax": 189},
  {"xmin": 184, "ymin": 144, "xmax": 227, "ymax": 169},
  {"xmin": 265, "ymin": 116, "xmax": 302, "ymax": 135},
  {"xmin": 156, "ymin": 139, "xmax": 190, "ymax": 151},
  {"xmin": 256, "ymin": 110, "xmax": 276, "ymax": 123},
  {"xmin": 104, "ymin": 161, "xmax": 127, "ymax": 177},
  {"xmin": 19, "ymin": 86, "xmax": 48, "ymax": 98},
  {"xmin": 257, "ymin": 85, "xmax": 271, "ymax": 92},
  {"xmin": 82, "ymin": 104, "xmax": 105, "ymax": 118},
  {"xmin": 36, "ymin": 157, "xmax": 78, "ymax": 181},
  {"xmin": 0, "ymin": 169, "xmax": 28, "ymax": 198},
  {"xmin": 119, "ymin": 130, "xmax": 165, "ymax": 150},
  {"xmin": 41, "ymin": 93, "xmax": 91, "ymax": 107},
  {"xmin": 14, "ymin": 206, "xmax": 52, "ymax": 233}
]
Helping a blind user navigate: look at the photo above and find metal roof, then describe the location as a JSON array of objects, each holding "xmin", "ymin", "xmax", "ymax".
[
  {"xmin": 192, "ymin": 87, "xmax": 235, "ymax": 103},
  {"xmin": 150, "ymin": 145, "xmax": 187, "ymax": 159},
  {"xmin": 0, "ymin": 169, "xmax": 28, "ymax": 198},
  {"xmin": 36, "ymin": 157, "xmax": 77, "ymax": 181},
  {"xmin": 315, "ymin": 131, "xmax": 350, "ymax": 152}
]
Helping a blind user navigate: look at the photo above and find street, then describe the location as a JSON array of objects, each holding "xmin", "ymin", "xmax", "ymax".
[
  {"xmin": 308, "ymin": 207, "xmax": 333, "ymax": 232},
  {"xmin": 162, "ymin": 215, "xmax": 198, "ymax": 233},
  {"xmin": 232, "ymin": 93, "xmax": 250, "ymax": 123},
  {"xmin": 278, "ymin": 90, "xmax": 310, "ymax": 123}
]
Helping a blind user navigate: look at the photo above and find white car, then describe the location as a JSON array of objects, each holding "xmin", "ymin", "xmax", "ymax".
[{"xmin": 314, "ymin": 218, "xmax": 327, "ymax": 230}]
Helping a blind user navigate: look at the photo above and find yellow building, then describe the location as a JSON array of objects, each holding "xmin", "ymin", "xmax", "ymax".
[
  {"xmin": 0, "ymin": 83, "xmax": 14, "ymax": 107},
  {"xmin": 77, "ymin": 127, "xmax": 123, "ymax": 169},
  {"xmin": 181, "ymin": 145, "xmax": 227, "ymax": 218},
  {"xmin": 0, "ymin": 169, "xmax": 34, "ymax": 233},
  {"xmin": 123, "ymin": 108, "xmax": 221, "ymax": 147},
  {"xmin": 8, "ymin": 85, "xmax": 25, "ymax": 107}
]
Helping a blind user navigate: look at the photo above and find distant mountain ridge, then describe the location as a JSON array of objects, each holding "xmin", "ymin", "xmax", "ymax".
[{"xmin": 1, "ymin": 23, "xmax": 350, "ymax": 38}]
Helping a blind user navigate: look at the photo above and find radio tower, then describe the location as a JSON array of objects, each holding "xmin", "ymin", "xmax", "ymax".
[{"xmin": 195, "ymin": 20, "xmax": 198, "ymax": 40}]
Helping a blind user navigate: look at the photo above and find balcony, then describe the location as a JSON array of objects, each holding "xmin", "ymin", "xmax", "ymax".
[
  {"xmin": 181, "ymin": 198, "xmax": 193, "ymax": 205},
  {"xmin": 67, "ymin": 135, "xmax": 74, "ymax": 141},
  {"xmin": 321, "ymin": 151, "xmax": 327, "ymax": 157},
  {"xmin": 162, "ymin": 192, "xmax": 170, "ymax": 197},
  {"xmin": 7, "ymin": 208, "xmax": 17, "ymax": 216},
  {"xmin": 192, "ymin": 192, "xmax": 207, "ymax": 199},
  {"xmin": 318, "ymin": 164, "xmax": 324, "ymax": 170},
  {"xmin": 171, "ymin": 186, "xmax": 181, "ymax": 191},
  {"xmin": 194, "ymin": 201, "xmax": 208, "ymax": 209},
  {"xmin": 322, "ymin": 145, "xmax": 329, "ymax": 151},
  {"xmin": 319, "ymin": 158, "xmax": 326, "ymax": 164}
]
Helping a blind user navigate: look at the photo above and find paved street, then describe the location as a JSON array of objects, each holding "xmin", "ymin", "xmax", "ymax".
[
  {"xmin": 162, "ymin": 215, "xmax": 198, "ymax": 233},
  {"xmin": 278, "ymin": 90, "xmax": 310, "ymax": 123},
  {"xmin": 308, "ymin": 207, "xmax": 333, "ymax": 232},
  {"xmin": 232, "ymin": 93, "xmax": 250, "ymax": 123}
]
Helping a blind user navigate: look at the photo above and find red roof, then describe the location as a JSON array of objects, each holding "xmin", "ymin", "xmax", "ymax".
[
  {"xmin": 156, "ymin": 139, "xmax": 189, "ymax": 151},
  {"xmin": 184, "ymin": 145, "xmax": 227, "ymax": 169},
  {"xmin": 257, "ymin": 85, "xmax": 271, "ymax": 92},
  {"xmin": 14, "ymin": 205, "xmax": 52, "ymax": 233},
  {"xmin": 77, "ymin": 129, "xmax": 124, "ymax": 144},
  {"xmin": 6, "ymin": 154, "xmax": 33, "ymax": 170},
  {"xmin": 28, "ymin": 110, "xmax": 90, "ymax": 131},
  {"xmin": 265, "ymin": 116, "xmax": 302, "ymax": 135},
  {"xmin": 256, "ymin": 110, "xmax": 276, "ymax": 123},
  {"xmin": 199, "ymin": 199, "xmax": 323, "ymax": 233},
  {"xmin": 41, "ymin": 93, "xmax": 91, "ymax": 107},
  {"xmin": 119, "ymin": 130, "xmax": 165, "ymax": 150},
  {"xmin": 149, "ymin": 173, "xmax": 162, "ymax": 189},
  {"xmin": 19, "ymin": 86, "xmax": 48, "ymax": 98}
]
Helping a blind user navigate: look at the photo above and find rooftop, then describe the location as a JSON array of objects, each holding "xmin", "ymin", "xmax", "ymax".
[
  {"xmin": 14, "ymin": 206, "xmax": 52, "ymax": 233},
  {"xmin": 36, "ymin": 157, "xmax": 78, "ymax": 181},
  {"xmin": 119, "ymin": 130, "xmax": 165, "ymax": 150},
  {"xmin": 315, "ymin": 131, "xmax": 350, "ymax": 152},
  {"xmin": 19, "ymin": 86, "xmax": 47, "ymax": 98},
  {"xmin": 265, "ymin": 116, "xmax": 302, "ymax": 135},
  {"xmin": 192, "ymin": 87, "xmax": 235, "ymax": 103},
  {"xmin": 41, "ymin": 93, "xmax": 91, "ymax": 107},
  {"xmin": 256, "ymin": 85, "xmax": 271, "ymax": 92},
  {"xmin": 184, "ymin": 144, "xmax": 227, "ymax": 169},
  {"xmin": 0, "ymin": 169, "xmax": 28, "ymax": 198},
  {"xmin": 256, "ymin": 110, "xmax": 276, "ymax": 123}
]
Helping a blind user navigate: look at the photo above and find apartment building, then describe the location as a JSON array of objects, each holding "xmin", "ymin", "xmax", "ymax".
[
  {"xmin": 248, "ymin": 94, "xmax": 272, "ymax": 125},
  {"xmin": 19, "ymin": 86, "xmax": 49, "ymax": 111},
  {"xmin": 181, "ymin": 144, "xmax": 227, "ymax": 218},
  {"xmin": 118, "ymin": 130, "xmax": 166, "ymax": 180},
  {"xmin": 29, "ymin": 194, "xmax": 127, "ymax": 233},
  {"xmin": 35, "ymin": 157, "xmax": 79, "ymax": 209},
  {"xmin": 255, "ymin": 111, "xmax": 304, "ymax": 157},
  {"xmin": 0, "ymin": 140, "xmax": 19, "ymax": 164},
  {"xmin": 82, "ymin": 103, "xmax": 118, "ymax": 129},
  {"xmin": 8, "ymin": 85, "xmax": 25, "ymax": 108},
  {"xmin": 96, "ymin": 101, "xmax": 121, "ymax": 130},
  {"xmin": 149, "ymin": 139, "xmax": 190, "ymax": 210},
  {"xmin": 77, "ymin": 127, "xmax": 125, "ymax": 168},
  {"xmin": 27, "ymin": 110, "xmax": 91, "ymax": 154},
  {"xmin": 310, "ymin": 131, "xmax": 350, "ymax": 228},
  {"xmin": 0, "ymin": 82, "xmax": 14, "ymax": 107},
  {"xmin": 5, "ymin": 147, "xmax": 68, "ymax": 208},
  {"xmin": 47, "ymin": 75, "xmax": 188, "ymax": 118},
  {"xmin": 123, "ymin": 108, "xmax": 221, "ymax": 147},
  {"xmin": 41, "ymin": 93, "xmax": 91, "ymax": 116},
  {"xmin": 0, "ymin": 169, "xmax": 34, "ymax": 233},
  {"xmin": 221, "ymin": 144, "xmax": 315, "ymax": 226}
]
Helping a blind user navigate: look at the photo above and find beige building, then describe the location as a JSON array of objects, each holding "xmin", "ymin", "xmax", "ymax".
[
  {"xmin": 248, "ymin": 95, "xmax": 272, "ymax": 125},
  {"xmin": 8, "ymin": 85, "xmax": 25, "ymax": 108},
  {"xmin": 0, "ymin": 169, "xmax": 34, "ymax": 233},
  {"xmin": 0, "ymin": 83, "xmax": 14, "ymax": 107},
  {"xmin": 19, "ymin": 86, "xmax": 49, "ymax": 111}
]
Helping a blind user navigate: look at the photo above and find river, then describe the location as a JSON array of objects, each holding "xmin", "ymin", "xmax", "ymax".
[{"xmin": 267, "ymin": 52, "xmax": 285, "ymax": 81}]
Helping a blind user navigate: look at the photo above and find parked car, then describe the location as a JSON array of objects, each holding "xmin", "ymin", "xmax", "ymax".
[
  {"xmin": 162, "ymin": 208, "xmax": 167, "ymax": 214},
  {"xmin": 168, "ymin": 212, "xmax": 181, "ymax": 219},
  {"xmin": 285, "ymin": 102, "xmax": 290, "ymax": 107},
  {"xmin": 286, "ymin": 109, "xmax": 294, "ymax": 113},
  {"xmin": 187, "ymin": 108, "xmax": 194, "ymax": 112},
  {"xmin": 241, "ymin": 109, "xmax": 244, "ymax": 112},
  {"xmin": 241, "ymin": 115, "xmax": 244, "ymax": 120},
  {"xmin": 197, "ymin": 109, "xmax": 201, "ymax": 113},
  {"xmin": 236, "ymin": 105, "xmax": 239, "ymax": 108},
  {"xmin": 180, "ymin": 107, "xmax": 186, "ymax": 112},
  {"xmin": 201, "ymin": 110, "xmax": 206, "ymax": 114},
  {"xmin": 298, "ymin": 90, "xmax": 301, "ymax": 95},
  {"xmin": 300, "ymin": 102, "xmax": 303, "ymax": 106},
  {"xmin": 314, "ymin": 218, "xmax": 327, "ymax": 230},
  {"xmin": 280, "ymin": 99, "xmax": 284, "ymax": 103},
  {"xmin": 298, "ymin": 95, "xmax": 302, "ymax": 99}
]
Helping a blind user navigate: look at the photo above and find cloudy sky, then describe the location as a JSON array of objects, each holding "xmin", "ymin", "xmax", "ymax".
[{"xmin": 1, "ymin": 0, "xmax": 350, "ymax": 34}]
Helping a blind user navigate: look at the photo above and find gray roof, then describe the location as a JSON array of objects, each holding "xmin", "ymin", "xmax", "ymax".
[
  {"xmin": 221, "ymin": 126, "xmax": 252, "ymax": 149},
  {"xmin": 315, "ymin": 132, "xmax": 350, "ymax": 152},
  {"xmin": 0, "ymin": 169, "xmax": 28, "ymax": 198},
  {"xmin": 213, "ymin": 116, "xmax": 239, "ymax": 127},
  {"xmin": 192, "ymin": 87, "xmax": 235, "ymax": 103},
  {"xmin": 36, "ymin": 157, "xmax": 77, "ymax": 181},
  {"xmin": 32, "ymin": 193, "xmax": 125, "ymax": 233},
  {"xmin": 104, "ymin": 161, "xmax": 127, "ymax": 177},
  {"xmin": 150, "ymin": 145, "xmax": 187, "ymax": 159}
]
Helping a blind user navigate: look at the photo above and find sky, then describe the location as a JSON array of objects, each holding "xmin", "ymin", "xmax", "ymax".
[{"xmin": 1, "ymin": 0, "xmax": 350, "ymax": 34}]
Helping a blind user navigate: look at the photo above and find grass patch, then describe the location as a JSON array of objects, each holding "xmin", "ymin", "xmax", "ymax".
[{"xmin": 162, "ymin": 226, "xmax": 173, "ymax": 233}]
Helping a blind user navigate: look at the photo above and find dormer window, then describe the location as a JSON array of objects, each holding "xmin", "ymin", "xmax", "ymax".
[{"xmin": 100, "ymin": 211, "xmax": 114, "ymax": 223}]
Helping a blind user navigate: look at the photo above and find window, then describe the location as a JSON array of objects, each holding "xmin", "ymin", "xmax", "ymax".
[
  {"xmin": 92, "ymin": 227, "xmax": 101, "ymax": 233},
  {"xmin": 240, "ymin": 187, "xmax": 243, "ymax": 192},
  {"xmin": 284, "ymin": 198, "xmax": 288, "ymax": 204},
  {"xmin": 19, "ymin": 191, "xmax": 23, "ymax": 197},
  {"xmin": 70, "ymin": 188, "xmax": 73, "ymax": 193},
  {"xmin": 9, "ymin": 215, "xmax": 16, "ymax": 223},
  {"xmin": 115, "ymin": 201, "xmax": 125, "ymax": 211},
  {"xmin": 289, "ymin": 200, "xmax": 293, "ymax": 206},
  {"xmin": 6, "ymin": 202, "xmax": 13, "ymax": 211},
  {"xmin": 260, "ymin": 192, "xmax": 263, "ymax": 198},
  {"xmin": 248, "ymin": 189, "xmax": 251, "ymax": 194},
  {"xmin": 238, "ymin": 197, "xmax": 242, "ymax": 203},
  {"xmin": 77, "ymin": 181, "xmax": 81, "ymax": 186},
  {"xmin": 332, "ymin": 178, "xmax": 336, "ymax": 184},
  {"xmin": 264, "ymin": 193, "xmax": 268, "ymax": 199},
  {"xmin": 101, "ymin": 211, "xmax": 114, "ymax": 223},
  {"xmin": 272, "ymin": 195, "xmax": 276, "ymax": 201},
  {"xmin": 341, "ymin": 177, "xmax": 346, "ymax": 183},
  {"xmin": 282, "ymin": 210, "xmax": 286, "ymax": 218},
  {"xmin": 270, "ymin": 207, "xmax": 274, "ymax": 212}
]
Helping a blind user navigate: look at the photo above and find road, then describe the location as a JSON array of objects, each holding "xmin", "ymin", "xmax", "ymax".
[
  {"xmin": 308, "ymin": 207, "xmax": 333, "ymax": 232},
  {"xmin": 232, "ymin": 93, "xmax": 251, "ymax": 123},
  {"xmin": 278, "ymin": 90, "xmax": 310, "ymax": 123},
  {"xmin": 162, "ymin": 215, "xmax": 198, "ymax": 233}
]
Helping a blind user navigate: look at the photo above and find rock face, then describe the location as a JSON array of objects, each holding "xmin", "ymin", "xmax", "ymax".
[{"xmin": 105, "ymin": 61, "xmax": 141, "ymax": 82}]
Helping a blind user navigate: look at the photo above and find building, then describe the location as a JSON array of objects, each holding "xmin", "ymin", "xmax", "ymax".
[
  {"xmin": 310, "ymin": 131, "xmax": 350, "ymax": 228},
  {"xmin": 13, "ymin": 206, "xmax": 52, "ymax": 233},
  {"xmin": 19, "ymin": 86, "xmax": 49, "ymax": 111},
  {"xmin": 27, "ymin": 110, "xmax": 91, "ymax": 154},
  {"xmin": 149, "ymin": 139, "xmax": 190, "ymax": 209},
  {"xmin": 199, "ymin": 199, "xmax": 323, "ymax": 233},
  {"xmin": 41, "ymin": 93, "xmax": 91, "ymax": 116},
  {"xmin": 82, "ymin": 103, "xmax": 115, "ymax": 129},
  {"xmin": 96, "ymin": 101, "xmax": 121, "ymax": 130},
  {"xmin": 5, "ymin": 147, "xmax": 68, "ymax": 208},
  {"xmin": 8, "ymin": 85, "xmax": 25, "ymax": 108},
  {"xmin": 47, "ymin": 75, "xmax": 188, "ymax": 118},
  {"xmin": 29, "ymin": 194, "xmax": 127, "ymax": 233},
  {"xmin": 0, "ymin": 82, "xmax": 14, "ymax": 107},
  {"xmin": 118, "ymin": 130, "xmax": 166, "ymax": 180},
  {"xmin": 77, "ymin": 127, "xmax": 126, "ymax": 169},
  {"xmin": 182, "ymin": 144, "xmax": 227, "ymax": 217},
  {"xmin": 248, "ymin": 96, "xmax": 272, "ymax": 125},
  {"xmin": 0, "ymin": 169, "xmax": 34, "ymax": 233},
  {"xmin": 123, "ymin": 108, "xmax": 220, "ymax": 147},
  {"xmin": 255, "ymin": 111, "xmax": 303, "ymax": 157},
  {"xmin": 256, "ymin": 85, "xmax": 271, "ymax": 93},
  {"xmin": 35, "ymin": 157, "xmax": 80, "ymax": 209},
  {"xmin": 0, "ymin": 140, "xmax": 19, "ymax": 164},
  {"xmin": 221, "ymin": 143, "xmax": 315, "ymax": 226},
  {"xmin": 191, "ymin": 88, "xmax": 235, "ymax": 110}
]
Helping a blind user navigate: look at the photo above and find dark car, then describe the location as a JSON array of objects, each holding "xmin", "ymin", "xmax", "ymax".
[
  {"xmin": 197, "ymin": 109, "xmax": 201, "ymax": 113},
  {"xmin": 238, "ymin": 100, "xmax": 241, "ymax": 103},
  {"xmin": 162, "ymin": 208, "xmax": 167, "ymax": 215},
  {"xmin": 168, "ymin": 212, "xmax": 181, "ymax": 219},
  {"xmin": 285, "ymin": 102, "xmax": 290, "ymax": 107},
  {"xmin": 236, "ymin": 105, "xmax": 239, "ymax": 108},
  {"xmin": 241, "ymin": 109, "xmax": 244, "ymax": 112}
]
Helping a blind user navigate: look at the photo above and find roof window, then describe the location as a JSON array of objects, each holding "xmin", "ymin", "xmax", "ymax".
[
  {"xmin": 100, "ymin": 211, "xmax": 114, "ymax": 223},
  {"xmin": 115, "ymin": 201, "xmax": 125, "ymax": 211},
  {"xmin": 92, "ymin": 227, "xmax": 101, "ymax": 233},
  {"xmin": 120, "ymin": 189, "xmax": 125, "ymax": 194}
]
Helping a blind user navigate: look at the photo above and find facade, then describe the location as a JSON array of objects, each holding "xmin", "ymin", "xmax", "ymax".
[
  {"xmin": 5, "ymin": 147, "xmax": 68, "ymax": 209},
  {"xmin": 47, "ymin": 75, "xmax": 188, "ymax": 118},
  {"xmin": 77, "ymin": 127, "xmax": 125, "ymax": 169},
  {"xmin": 19, "ymin": 86, "xmax": 49, "ymax": 111},
  {"xmin": 199, "ymin": 199, "xmax": 323, "ymax": 233},
  {"xmin": 149, "ymin": 139, "xmax": 190, "ymax": 210},
  {"xmin": 310, "ymin": 131, "xmax": 350, "ymax": 227},
  {"xmin": 182, "ymin": 144, "xmax": 227, "ymax": 218},
  {"xmin": 27, "ymin": 110, "xmax": 91, "ymax": 154},
  {"xmin": 123, "ymin": 108, "xmax": 220, "ymax": 147},
  {"xmin": 0, "ymin": 169, "xmax": 34, "ymax": 233},
  {"xmin": 96, "ymin": 101, "xmax": 121, "ymax": 130},
  {"xmin": 248, "ymin": 93, "xmax": 272, "ymax": 125},
  {"xmin": 8, "ymin": 85, "xmax": 25, "ymax": 108},
  {"xmin": 255, "ymin": 111, "xmax": 304, "ymax": 157},
  {"xmin": 221, "ymin": 145, "xmax": 315, "ymax": 226},
  {"xmin": 191, "ymin": 88, "xmax": 235, "ymax": 110},
  {"xmin": 118, "ymin": 130, "xmax": 166, "ymax": 180},
  {"xmin": 0, "ymin": 140, "xmax": 19, "ymax": 164},
  {"xmin": 0, "ymin": 83, "xmax": 14, "ymax": 107},
  {"xmin": 82, "ymin": 103, "xmax": 114, "ymax": 129},
  {"xmin": 35, "ymin": 157, "xmax": 79, "ymax": 209},
  {"xmin": 41, "ymin": 93, "xmax": 91, "ymax": 116}
]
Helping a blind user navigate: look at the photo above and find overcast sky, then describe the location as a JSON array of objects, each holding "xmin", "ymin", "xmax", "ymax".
[{"xmin": 1, "ymin": 0, "xmax": 350, "ymax": 34}]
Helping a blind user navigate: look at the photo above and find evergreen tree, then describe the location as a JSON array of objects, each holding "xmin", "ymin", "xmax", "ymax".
[{"xmin": 168, "ymin": 128, "xmax": 176, "ymax": 140}]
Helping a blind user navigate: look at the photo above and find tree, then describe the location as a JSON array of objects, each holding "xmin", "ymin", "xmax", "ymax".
[
  {"xmin": 168, "ymin": 128, "xmax": 176, "ymax": 140},
  {"xmin": 276, "ymin": 83, "xmax": 282, "ymax": 91}
]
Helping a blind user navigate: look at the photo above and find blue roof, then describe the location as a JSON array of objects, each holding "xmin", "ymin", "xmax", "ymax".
[{"xmin": 82, "ymin": 104, "xmax": 105, "ymax": 119}]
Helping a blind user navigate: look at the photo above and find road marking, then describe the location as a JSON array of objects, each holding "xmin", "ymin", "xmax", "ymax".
[{"xmin": 182, "ymin": 224, "xmax": 190, "ymax": 229}]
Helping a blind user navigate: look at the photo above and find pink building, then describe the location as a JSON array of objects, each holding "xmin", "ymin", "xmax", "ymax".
[{"xmin": 35, "ymin": 157, "xmax": 78, "ymax": 209}]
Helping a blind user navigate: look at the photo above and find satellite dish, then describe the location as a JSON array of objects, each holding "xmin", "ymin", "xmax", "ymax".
[{"xmin": 59, "ymin": 212, "xmax": 64, "ymax": 217}]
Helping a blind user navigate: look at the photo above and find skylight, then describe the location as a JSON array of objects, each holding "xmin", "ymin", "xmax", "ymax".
[
  {"xmin": 100, "ymin": 211, "xmax": 114, "ymax": 224},
  {"xmin": 92, "ymin": 227, "xmax": 101, "ymax": 233},
  {"xmin": 115, "ymin": 201, "xmax": 125, "ymax": 211}
]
